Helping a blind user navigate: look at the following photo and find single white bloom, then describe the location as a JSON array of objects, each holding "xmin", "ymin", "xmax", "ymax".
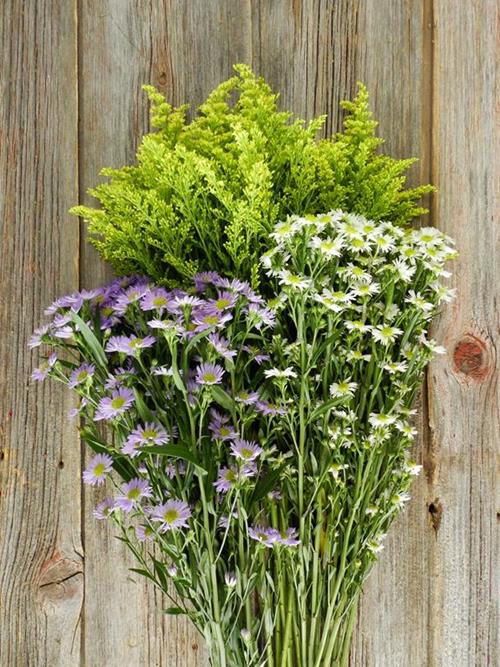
[
  {"xmin": 329, "ymin": 378, "xmax": 358, "ymax": 398},
  {"xmin": 345, "ymin": 320, "xmax": 372, "ymax": 334},
  {"xmin": 405, "ymin": 290, "xmax": 434, "ymax": 312},
  {"xmin": 372, "ymin": 324, "xmax": 403, "ymax": 345},
  {"xmin": 278, "ymin": 270, "xmax": 312, "ymax": 291},
  {"xmin": 369, "ymin": 413, "xmax": 397, "ymax": 428},
  {"xmin": 352, "ymin": 281, "xmax": 380, "ymax": 298},
  {"xmin": 396, "ymin": 421, "xmax": 418, "ymax": 439},
  {"xmin": 347, "ymin": 349, "xmax": 372, "ymax": 362},
  {"xmin": 393, "ymin": 258, "xmax": 416, "ymax": 281},
  {"xmin": 391, "ymin": 492, "xmax": 411, "ymax": 508},
  {"xmin": 383, "ymin": 360, "xmax": 408, "ymax": 374},
  {"xmin": 264, "ymin": 367, "xmax": 297, "ymax": 379},
  {"xmin": 271, "ymin": 219, "xmax": 301, "ymax": 241},
  {"xmin": 309, "ymin": 234, "xmax": 344, "ymax": 257}
]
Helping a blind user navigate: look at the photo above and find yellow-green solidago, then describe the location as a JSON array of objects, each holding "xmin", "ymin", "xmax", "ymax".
[{"xmin": 71, "ymin": 64, "xmax": 433, "ymax": 288}]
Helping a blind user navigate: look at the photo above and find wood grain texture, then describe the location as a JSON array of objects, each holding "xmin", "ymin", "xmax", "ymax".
[
  {"xmin": 1, "ymin": 0, "xmax": 497, "ymax": 665},
  {"xmin": 426, "ymin": 1, "xmax": 499, "ymax": 665},
  {"xmin": 0, "ymin": 1, "xmax": 82, "ymax": 666}
]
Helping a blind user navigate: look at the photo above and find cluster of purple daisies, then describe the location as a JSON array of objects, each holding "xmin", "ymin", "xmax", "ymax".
[{"xmin": 30, "ymin": 272, "xmax": 298, "ymax": 550}]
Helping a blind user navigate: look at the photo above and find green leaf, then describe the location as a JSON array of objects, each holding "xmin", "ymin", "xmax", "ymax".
[
  {"xmin": 163, "ymin": 606, "xmax": 186, "ymax": 616},
  {"xmin": 210, "ymin": 386, "xmax": 234, "ymax": 412},
  {"xmin": 133, "ymin": 389, "xmax": 155, "ymax": 422},
  {"xmin": 70, "ymin": 312, "xmax": 108, "ymax": 368},
  {"xmin": 140, "ymin": 443, "xmax": 207, "ymax": 474},
  {"xmin": 252, "ymin": 463, "xmax": 287, "ymax": 503},
  {"xmin": 129, "ymin": 568, "xmax": 156, "ymax": 583}
]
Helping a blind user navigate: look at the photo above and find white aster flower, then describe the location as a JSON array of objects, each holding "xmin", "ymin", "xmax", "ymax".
[
  {"xmin": 369, "ymin": 413, "xmax": 397, "ymax": 428},
  {"xmin": 393, "ymin": 258, "xmax": 416, "ymax": 281},
  {"xmin": 271, "ymin": 219, "xmax": 301, "ymax": 241},
  {"xmin": 328, "ymin": 463, "xmax": 348, "ymax": 479},
  {"xmin": 264, "ymin": 367, "xmax": 297, "ymax": 380},
  {"xmin": 329, "ymin": 378, "xmax": 358, "ymax": 399},
  {"xmin": 374, "ymin": 234, "xmax": 396, "ymax": 253},
  {"xmin": 352, "ymin": 281, "xmax": 380, "ymax": 298},
  {"xmin": 405, "ymin": 290, "xmax": 434, "ymax": 312},
  {"xmin": 309, "ymin": 234, "xmax": 344, "ymax": 257},
  {"xmin": 391, "ymin": 492, "xmax": 411, "ymax": 508},
  {"xmin": 347, "ymin": 235, "xmax": 372, "ymax": 253},
  {"xmin": 404, "ymin": 461, "xmax": 423, "ymax": 476},
  {"xmin": 367, "ymin": 535, "xmax": 387, "ymax": 553},
  {"xmin": 343, "ymin": 263, "xmax": 372, "ymax": 282},
  {"xmin": 347, "ymin": 349, "xmax": 372, "ymax": 362},
  {"xmin": 345, "ymin": 320, "xmax": 372, "ymax": 334},
  {"xmin": 383, "ymin": 360, "xmax": 408, "ymax": 374},
  {"xmin": 278, "ymin": 270, "xmax": 312, "ymax": 291},
  {"xmin": 372, "ymin": 324, "xmax": 403, "ymax": 345},
  {"xmin": 396, "ymin": 421, "xmax": 418, "ymax": 439}
]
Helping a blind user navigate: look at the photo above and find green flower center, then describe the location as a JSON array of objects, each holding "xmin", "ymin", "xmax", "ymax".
[
  {"xmin": 163, "ymin": 510, "xmax": 179, "ymax": 524},
  {"xmin": 94, "ymin": 463, "xmax": 106, "ymax": 476},
  {"xmin": 202, "ymin": 372, "xmax": 216, "ymax": 383},
  {"xmin": 127, "ymin": 488, "xmax": 141, "ymax": 500},
  {"xmin": 111, "ymin": 397, "xmax": 126, "ymax": 410}
]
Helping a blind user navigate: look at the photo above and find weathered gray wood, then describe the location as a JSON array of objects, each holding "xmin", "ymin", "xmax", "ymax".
[
  {"xmin": 78, "ymin": 2, "xmax": 207, "ymax": 665},
  {"xmin": 0, "ymin": 1, "xmax": 82, "ymax": 666},
  {"xmin": 1, "ymin": 1, "xmax": 497, "ymax": 665},
  {"xmin": 426, "ymin": 1, "xmax": 499, "ymax": 665}
]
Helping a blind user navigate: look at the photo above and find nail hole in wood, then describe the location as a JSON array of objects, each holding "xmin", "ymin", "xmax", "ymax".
[{"xmin": 58, "ymin": 460, "xmax": 64, "ymax": 469}]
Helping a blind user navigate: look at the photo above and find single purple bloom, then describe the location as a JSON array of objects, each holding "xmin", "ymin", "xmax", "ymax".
[
  {"xmin": 106, "ymin": 334, "xmax": 156, "ymax": 356},
  {"xmin": 248, "ymin": 526, "xmax": 279, "ymax": 547},
  {"xmin": 255, "ymin": 400, "xmax": 286, "ymax": 416},
  {"xmin": 242, "ymin": 345, "xmax": 270, "ymax": 365},
  {"xmin": 69, "ymin": 397, "xmax": 88, "ymax": 419},
  {"xmin": 115, "ymin": 478, "xmax": 153, "ymax": 512},
  {"xmin": 113, "ymin": 285, "xmax": 148, "ymax": 314},
  {"xmin": 195, "ymin": 362, "xmax": 225, "ymax": 386},
  {"xmin": 150, "ymin": 499, "xmax": 191, "ymax": 531},
  {"xmin": 276, "ymin": 527, "xmax": 300, "ymax": 547},
  {"xmin": 140, "ymin": 287, "xmax": 170, "ymax": 312},
  {"xmin": 31, "ymin": 352, "xmax": 57, "ymax": 382},
  {"xmin": 214, "ymin": 467, "xmax": 239, "ymax": 494},
  {"xmin": 192, "ymin": 309, "xmax": 233, "ymax": 332},
  {"xmin": 234, "ymin": 390, "xmax": 260, "ymax": 405},
  {"xmin": 94, "ymin": 387, "xmax": 135, "ymax": 421},
  {"xmin": 57, "ymin": 292, "xmax": 84, "ymax": 312},
  {"xmin": 167, "ymin": 294, "xmax": 204, "ymax": 314},
  {"xmin": 193, "ymin": 271, "xmax": 221, "ymax": 292},
  {"xmin": 68, "ymin": 363, "xmax": 95, "ymax": 389},
  {"xmin": 53, "ymin": 325, "xmax": 74, "ymax": 339},
  {"xmin": 122, "ymin": 422, "xmax": 169, "ymax": 457},
  {"xmin": 230, "ymin": 439, "xmax": 263, "ymax": 462},
  {"xmin": 28, "ymin": 324, "xmax": 51, "ymax": 349},
  {"xmin": 209, "ymin": 414, "xmax": 237, "ymax": 442},
  {"xmin": 207, "ymin": 333, "xmax": 237, "ymax": 361},
  {"xmin": 83, "ymin": 453, "xmax": 113, "ymax": 486},
  {"xmin": 136, "ymin": 524, "xmax": 154, "ymax": 542},
  {"xmin": 246, "ymin": 303, "xmax": 276, "ymax": 329},
  {"xmin": 205, "ymin": 291, "xmax": 237, "ymax": 313},
  {"xmin": 93, "ymin": 497, "xmax": 116, "ymax": 519}
]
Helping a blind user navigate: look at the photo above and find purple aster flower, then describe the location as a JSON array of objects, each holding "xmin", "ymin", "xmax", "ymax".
[
  {"xmin": 218, "ymin": 512, "xmax": 238, "ymax": 528},
  {"xmin": 248, "ymin": 526, "xmax": 279, "ymax": 547},
  {"xmin": 209, "ymin": 413, "xmax": 237, "ymax": 441},
  {"xmin": 207, "ymin": 333, "xmax": 237, "ymax": 360},
  {"xmin": 31, "ymin": 352, "xmax": 57, "ymax": 382},
  {"xmin": 242, "ymin": 345, "xmax": 270, "ymax": 364},
  {"xmin": 167, "ymin": 294, "xmax": 204, "ymax": 314},
  {"xmin": 276, "ymin": 528, "xmax": 300, "ymax": 547},
  {"xmin": 113, "ymin": 285, "xmax": 148, "ymax": 314},
  {"xmin": 205, "ymin": 291, "xmax": 237, "ymax": 313},
  {"xmin": 246, "ymin": 304, "xmax": 276, "ymax": 329},
  {"xmin": 68, "ymin": 363, "xmax": 95, "ymax": 389},
  {"xmin": 53, "ymin": 325, "xmax": 74, "ymax": 339},
  {"xmin": 193, "ymin": 271, "xmax": 221, "ymax": 292},
  {"xmin": 214, "ymin": 467, "xmax": 239, "ymax": 494},
  {"xmin": 215, "ymin": 277, "xmax": 250, "ymax": 295},
  {"xmin": 28, "ymin": 324, "xmax": 51, "ymax": 349},
  {"xmin": 167, "ymin": 564, "xmax": 178, "ymax": 577},
  {"xmin": 94, "ymin": 387, "xmax": 135, "ymax": 421},
  {"xmin": 82, "ymin": 453, "xmax": 113, "ymax": 486},
  {"xmin": 230, "ymin": 439, "xmax": 263, "ymax": 462},
  {"xmin": 234, "ymin": 390, "xmax": 260, "ymax": 405},
  {"xmin": 57, "ymin": 292, "xmax": 84, "ymax": 312},
  {"xmin": 195, "ymin": 362, "xmax": 225, "ymax": 386},
  {"xmin": 122, "ymin": 422, "xmax": 169, "ymax": 457},
  {"xmin": 255, "ymin": 400, "xmax": 287, "ymax": 416},
  {"xmin": 104, "ymin": 366, "xmax": 135, "ymax": 390},
  {"xmin": 93, "ymin": 497, "xmax": 116, "ymax": 519},
  {"xmin": 106, "ymin": 335, "xmax": 156, "ymax": 356},
  {"xmin": 140, "ymin": 287, "xmax": 170, "ymax": 312},
  {"xmin": 136, "ymin": 524, "xmax": 154, "ymax": 542},
  {"xmin": 69, "ymin": 397, "xmax": 88, "ymax": 419},
  {"xmin": 115, "ymin": 478, "xmax": 153, "ymax": 512},
  {"xmin": 192, "ymin": 309, "xmax": 233, "ymax": 332},
  {"xmin": 151, "ymin": 499, "xmax": 191, "ymax": 531}
]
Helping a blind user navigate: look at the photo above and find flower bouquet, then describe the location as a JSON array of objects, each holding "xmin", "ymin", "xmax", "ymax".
[{"xmin": 30, "ymin": 66, "xmax": 455, "ymax": 666}]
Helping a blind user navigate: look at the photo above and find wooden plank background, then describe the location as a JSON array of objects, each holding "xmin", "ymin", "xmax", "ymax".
[{"xmin": 1, "ymin": 1, "xmax": 498, "ymax": 665}]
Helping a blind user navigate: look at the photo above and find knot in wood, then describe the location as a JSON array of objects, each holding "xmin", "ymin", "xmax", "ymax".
[{"xmin": 452, "ymin": 334, "xmax": 490, "ymax": 381}]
